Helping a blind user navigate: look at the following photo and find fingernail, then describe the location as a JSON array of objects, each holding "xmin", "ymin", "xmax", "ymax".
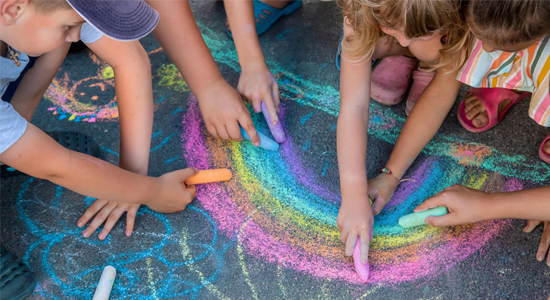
[
  {"xmin": 126, "ymin": 230, "xmax": 131, "ymax": 236},
  {"xmin": 254, "ymin": 141, "xmax": 260, "ymax": 147},
  {"xmin": 99, "ymin": 233, "xmax": 106, "ymax": 240},
  {"xmin": 537, "ymin": 256, "xmax": 543, "ymax": 261},
  {"xmin": 77, "ymin": 221, "xmax": 83, "ymax": 227},
  {"xmin": 83, "ymin": 231, "xmax": 89, "ymax": 238}
]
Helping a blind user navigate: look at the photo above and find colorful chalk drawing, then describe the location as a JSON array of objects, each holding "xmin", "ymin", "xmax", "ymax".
[
  {"xmin": 43, "ymin": 50, "xmax": 186, "ymax": 123},
  {"xmin": 16, "ymin": 22, "xmax": 549, "ymax": 298}
]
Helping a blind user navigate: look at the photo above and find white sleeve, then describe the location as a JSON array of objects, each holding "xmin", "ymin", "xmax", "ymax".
[
  {"xmin": 80, "ymin": 23, "xmax": 104, "ymax": 44},
  {"xmin": 0, "ymin": 100, "xmax": 28, "ymax": 155}
]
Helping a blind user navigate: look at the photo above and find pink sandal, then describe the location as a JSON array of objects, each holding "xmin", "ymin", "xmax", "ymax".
[
  {"xmin": 370, "ymin": 56, "xmax": 418, "ymax": 105},
  {"xmin": 405, "ymin": 68, "xmax": 435, "ymax": 115},
  {"xmin": 457, "ymin": 87, "xmax": 531, "ymax": 133},
  {"xmin": 539, "ymin": 133, "xmax": 550, "ymax": 163}
]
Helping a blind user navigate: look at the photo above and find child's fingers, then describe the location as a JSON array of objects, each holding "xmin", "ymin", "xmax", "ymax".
[
  {"xmin": 345, "ymin": 232, "xmax": 357, "ymax": 257},
  {"xmin": 206, "ymin": 124, "xmax": 220, "ymax": 139},
  {"xmin": 262, "ymin": 91, "xmax": 279, "ymax": 126},
  {"xmin": 414, "ymin": 194, "xmax": 445, "ymax": 213},
  {"xmin": 239, "ymin": 115, "xmax": 260, "ymax": 146},
  {"xmin": 523, "ymin": 220, "xmax": 542, "ymax": 233},
  {"xmin": 359, "ymin": 229, "xmax": 371, "ymax": 265},
  {"xmin": 82, "ymin": 202, "xmax": 117, "ymax": 238},
  {"xmin": 125, "ymin": 205, "xmax": 139, "ymax": 237},
  {"xmin": 98, "ymin": 205, "xmax": 127, "ymax": 240},
  {"xmin": 226, "ymin": 123, "xmax": 242, "ymax": 141},
  {"xmin": 77, "ymin": 199, "xmax": 108, "ymax": 227},
  {"xmin": 187, "ymin": 184, "xmax": 197, "ymax": 199},
  {"xmin": 176, "ymin": 167, "xmax": 199, "ymax": 183},
  {"xmin": 252, "ymin": 94, "xmax": 262, "ymax": 113},
  {"xmin": 216, "ymin": 125, "xmax": 231, "ymax": 140},
  {"xmin": 536, "ymin": 222, "xmax": 550, "ymax": 262},
  {"xmin": 272, "ymin": 81, "xmax": 280, "ymax": 113},
  {"xmin": 425, "ymin": 213, "xmax": 454, "ymax": 227},
  {"xmin": 371, "ymin": 192, "xmax": 385, "ymax": 216}
]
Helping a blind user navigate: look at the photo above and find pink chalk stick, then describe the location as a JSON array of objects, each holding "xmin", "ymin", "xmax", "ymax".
[
  {"xmin": 261, "ymin": 102, "xmax": 286, "ymax": 143},
  {"xmin": 353, "ymin": 237, "xmax": 370, "ymax": 282}
]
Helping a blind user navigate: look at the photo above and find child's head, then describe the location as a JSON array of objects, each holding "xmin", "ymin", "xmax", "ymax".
[
  {"xmin": 342, "ymin": 0, "xmax": 469, "ymax": 70},
  {"xmin": 0, "ymin": 0, "xmax": 159, "ymax": 57},
  {"xmin": 1, "ymin": 0, "xmax": 83, "ymax": 56},
  {"xmin": 466, "ymin": 0, "xmax": 550, "ymax": 52}
]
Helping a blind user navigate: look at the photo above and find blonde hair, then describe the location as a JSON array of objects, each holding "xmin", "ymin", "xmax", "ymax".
[
  {"xmin": 31, "ymin": 0, "xmax": 71, "ymax": 13},
  {"xmin": 341, "ymin": 0, "xmax": 469, "ymax": 71}
]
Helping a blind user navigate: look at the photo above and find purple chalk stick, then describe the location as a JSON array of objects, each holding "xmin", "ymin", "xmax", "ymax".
[
  {"xmin": 353, "ymin": 237, "xmax": 370, "ymax": 282},
  {"xmin": 261, "ymin": 102, "xmax": 286, "ymax": 143}
]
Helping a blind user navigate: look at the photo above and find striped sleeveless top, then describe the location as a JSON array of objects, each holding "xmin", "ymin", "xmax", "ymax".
[{"xmin": 457, "ymin": 36, "xmax": 550, "ymax": 126}]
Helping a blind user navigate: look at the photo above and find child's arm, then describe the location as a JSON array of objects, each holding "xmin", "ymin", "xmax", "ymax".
[
  {"xmin": 1, "ymin": 124, "xmax": 197, "ymax": 212},
  {"xmin": 87, "ymin": 37, "xmax": 153, "ymax": 176},
  {"xmin": 415, "ymin": 185, "xmax": 550, "ymax": 225},
  {"xmin": 336, "ymin": 20, "xmax": 374, "ymax": 264},
  {"xmin": 9, "ymin": 43, "xmax": 71, "ymax": 121},
  {"xmin": 144, "ymin": 0, "xmax": 260, "ymax": 145},
  {"xmin": 79, "ymin": 37, "xmax": 152, "ymax": 239},
  {"xmin": 223, "ymin": 0, "xmax": 280, "ymax": 123},
  {"xmin": 368, "ymin": 68, "xmax": 463, "ymax": 214}
]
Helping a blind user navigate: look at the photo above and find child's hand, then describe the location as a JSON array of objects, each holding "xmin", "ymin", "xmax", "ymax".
[
  {"xmin": 196, "ymin": 79, "xmax": 260, "ymax": 146},
  {"xmin": 337, "ymin": 197, "xmax": 374, "ymax": 265},
  {"xmin": 147, "ymin": 168, "xmax": 198, "ymax": 213},
  {"xmin": 237, "ymin": 65, "xmax": 280, "ymax": 125},
  {"xmin": 367, "ymin": 173, "xmax": 400, "ymax": 215},
  {"xmin": 78, "ymin": 201, "xmax": 140, "ymax": 240},
  {"xmin": 414, "ymin": 185, "xmax": 489, "ymax": 226},
  {"xmin": 523, "ymin": 220, "xmax": 550, "ymax": 266}
]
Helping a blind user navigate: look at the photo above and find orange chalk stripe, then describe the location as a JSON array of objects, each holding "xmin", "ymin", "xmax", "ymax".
[{"xmin": 184, "ymin": 169, "xmax": 232, "ymax": 185}]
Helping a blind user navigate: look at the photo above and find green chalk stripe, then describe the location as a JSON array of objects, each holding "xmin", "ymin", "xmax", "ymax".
[{"xmin": 398, "ymin": 207, "xmax": 448, "ymax": 228}]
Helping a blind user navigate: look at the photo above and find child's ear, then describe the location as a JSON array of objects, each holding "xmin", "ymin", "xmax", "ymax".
[{"xmin": 0, "ymin": 0, "xmax": 30, "ymax": 26}]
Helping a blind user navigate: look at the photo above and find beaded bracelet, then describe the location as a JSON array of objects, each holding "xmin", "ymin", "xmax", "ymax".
[{"xmin": 380, "ymin": 167, "xmax": 415, "ymax": 183}]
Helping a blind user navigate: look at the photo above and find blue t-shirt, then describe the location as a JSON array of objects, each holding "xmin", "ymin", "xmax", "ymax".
[{"xmin": 0, "ymin": 24, "xmax": 104, "ymax": 155}]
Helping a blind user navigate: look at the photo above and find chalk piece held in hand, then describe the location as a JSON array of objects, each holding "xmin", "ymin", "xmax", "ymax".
[
  {"xmin": 261, "ymin": 102, "xmax": 286, "ymax": 143},
  {"xmin": 398, "ymin": 207, "xmax": 448, "ymax": 228},
  {"xmin": 240, "ymin": 126, "xmax": 279, "ymax": 151},
  {"xmin": 92, "ymin": 265, "xmax": 116, "ymax": 300},
  {"xmin": 353, "ymin": 237, "xmax": 370, "ymax": 282},
  {"xmin": 184, "ymin": 169, "xmax": 232, "ymax": 185}
]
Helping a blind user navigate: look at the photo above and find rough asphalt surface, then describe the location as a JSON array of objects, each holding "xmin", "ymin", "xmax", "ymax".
[{"xmin": 1, "ymin": 1, "xmax": 550, "ymax": 299}]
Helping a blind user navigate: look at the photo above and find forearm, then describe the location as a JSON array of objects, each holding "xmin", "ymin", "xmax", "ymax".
[
  {"xmin": 145, "ymin": 0, "xmax": 226, "ymax": 94},
  {"xmin": 338, "ymin": 20, "xmax": 372, "ymax": 201},
  {"xmin": 10, "ymin": 43, "xmax": 71, "ymax": 121},
  {"xmin": 385, "ymin": 71, "xmax": 462, "ymax": 179},
  {"xmin": 113, "ymin": 51, "xmax": 153, "ymax": 174},
  {"xmin": 337, "ymin": 108, "xmax": 369, "ymax": 200},
  {"xmin": 1, "ymin": 124, "xmax": 156, "ymax": 205},
  {"xmin": 488, "ymin": 186, "xmax": 550, "ymax": 221},
  {"xmin": 88, "ymin": 39, "xmax": 154, "ymax": 175},
  {"xmin": 223, "ymin": 0, "xmax": 266, "ymax": 69}
]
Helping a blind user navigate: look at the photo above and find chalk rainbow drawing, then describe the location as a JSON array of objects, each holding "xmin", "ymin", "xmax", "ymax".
[
  {"xmin": 19, "ymin": 22, "xmax": 549, "ymax": 297},
  {"xmin": 181, "ymin": 93, "xmax": 532, "ymax": 285}
]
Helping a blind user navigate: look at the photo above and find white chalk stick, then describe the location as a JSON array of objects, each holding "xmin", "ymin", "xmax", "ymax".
[{"xmin": 92, "ymin": 265, "xmax": 116, "ymax": 300}]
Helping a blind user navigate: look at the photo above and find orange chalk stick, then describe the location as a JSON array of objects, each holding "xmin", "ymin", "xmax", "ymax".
[{"xmin": 184, "ymin": 169, "xmax": 232, "ymax": 185}]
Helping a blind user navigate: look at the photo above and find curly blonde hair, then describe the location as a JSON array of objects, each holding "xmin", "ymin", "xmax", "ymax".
[{"xmin": 341, "ymin": 0, "xmax": 469, "ymax": 71}]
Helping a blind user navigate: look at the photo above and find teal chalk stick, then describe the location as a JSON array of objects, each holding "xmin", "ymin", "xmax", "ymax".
[
  {"xmin": 398, "ymin": 207, "xmax": 448, "ymax": 228},
  {"xmin": 240, "ymin": 126, "xmax": 279, "ymax": 151}
]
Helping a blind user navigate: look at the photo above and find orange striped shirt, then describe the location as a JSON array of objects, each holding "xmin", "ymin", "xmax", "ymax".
[{"xmin": 457, "ymin": 36, "xmax": 550, "ymax": 126}]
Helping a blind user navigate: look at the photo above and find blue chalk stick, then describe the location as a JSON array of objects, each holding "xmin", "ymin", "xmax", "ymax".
[{"xmin": 240, "ymin": 126, "xmax": 279, "ymax": 151}]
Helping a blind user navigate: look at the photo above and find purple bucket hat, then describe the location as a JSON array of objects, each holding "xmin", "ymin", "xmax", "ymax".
[{"xmin": 66, "ymin": 0, "xmax": 160, "ymax": 41}]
